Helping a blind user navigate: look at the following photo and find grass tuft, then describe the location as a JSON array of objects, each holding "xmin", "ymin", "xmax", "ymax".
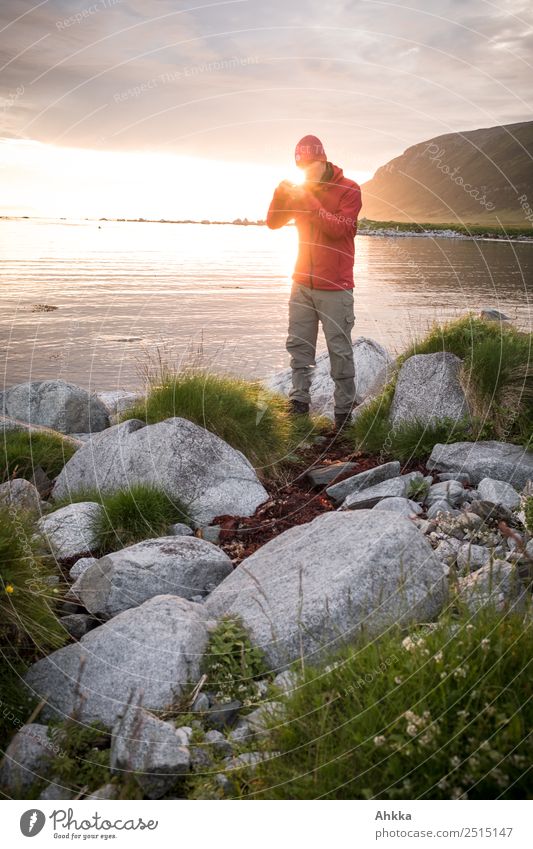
[
  {"xmin": 350, "ymin": 315, "xmax": 532, "ymax": 457},
  {"xmin": 1, "ymin": 430, "xmax": 76, "ymax": 483},
  {"xmin": 0, "ymin": 506, "xmax": 66, "ymax": 652},
  {"xmin": 53, "ymin": 484, "xmax": 191, "ymax": 554},
  {"xmin": 124, "ymin": 369, "xmax": 327, "ymax": 475}
]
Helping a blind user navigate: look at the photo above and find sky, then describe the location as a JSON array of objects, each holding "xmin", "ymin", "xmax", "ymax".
[{"xmin": 0, "ymin": 0, "xmax": 532, "ymax": 219}]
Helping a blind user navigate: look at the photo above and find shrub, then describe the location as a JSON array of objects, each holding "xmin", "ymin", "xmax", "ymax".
[
  {"xmin": 125, "ymin": 370, "xmax": 325, "ymax": 473},
  {"xmin": 232, "ymin": 609, "xmax": 532, "ymax": 799},
  {"xmin": 46, "ymin": 720, "xmax": 111, "ymax": 796},
  {"xmin": 54, "ymin": 485, "xmax": 191, "ymax": 554},
  {"xmin": 389, "ymin": 417, "xmax": 475, "ymax": 462},
  {"xmin": 201, "ymin": 616, "xmax": 269, "ymax": 706},
  {"xmin": 0, "ymin": 506, "xmax": 66, "ymax": 652},
  {"xmin": 1, "ymin": 430, "xmax": 76, "ymax": 483}
]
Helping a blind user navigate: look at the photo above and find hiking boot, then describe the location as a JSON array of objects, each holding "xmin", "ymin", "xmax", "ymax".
[
  {"xmin": 334, "ymin": 409, "xmax": 354, "ymax": 432},
  {"xmin": 289, "ymin": 400, "xmax": 310, "ymax": 416}
]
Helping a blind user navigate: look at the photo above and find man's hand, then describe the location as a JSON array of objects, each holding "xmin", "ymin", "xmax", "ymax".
[
  {"xmin": 276, "ymin": 179, "xmax": 295, "ymax": 195},
  {"xmin": 288, "ymin": 184, "xmax": 308, "ymax": 205}
]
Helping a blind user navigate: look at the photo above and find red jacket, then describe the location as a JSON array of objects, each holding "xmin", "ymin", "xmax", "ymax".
[{"xmin": 266, "ymin": 163, "xmax": 362, "ymax": 290}]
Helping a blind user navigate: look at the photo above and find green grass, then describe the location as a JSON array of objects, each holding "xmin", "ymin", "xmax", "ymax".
[
  {"xmin": 1, "ymin": 430, "xmax": 76, "ymax": 483},
  {"xmin": 0, "ymin": 506, "xmax": 67, "ymax": 753},
  {"xmin": 402, "ymin": 314, "xmax": 505, "ymax": 361},
  {"xmin": 53, "ymin": 484, "xmax": 191, "ymax": 554},
  {"xmin": 388, "ymin": 417, "xmax": 478, "ymax": 462},
  {"xmin": 350, "ymin": 315, "xmax": 533, "ymax": 457},
  {"xmin": 360, "ymin": 219, "xmax": 533, "ymax": 239},
  {"xmin": 0, "ymin": 660, "xmax": 38, "ymax": 753},
  {"xmin": 0, "ymin": 506, "xmax": 66, "ymax": 652},
  {"xmin": 46, "ymin": 720, "xmax": 112, "ymax": 796},
  {"xmin": 123, "ymin": 370, "xmax": 326, "ymax": 474},
  {"xmin": 230, "ymin": 608, "xmax": 532, "ymax": 800},
  {"xmin": 525, "ymin": 497, "xmax": 533, "ymax": 534}
]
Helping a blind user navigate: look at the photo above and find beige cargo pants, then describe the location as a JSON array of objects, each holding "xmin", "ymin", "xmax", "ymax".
[{"xmin": 286, "ymin": 282, "xmax": 356, "ymax": 416}]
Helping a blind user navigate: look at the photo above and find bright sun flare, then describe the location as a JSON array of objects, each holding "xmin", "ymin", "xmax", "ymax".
[{"xmin": 0, "ymin": 138, "xmax": 372, "ymax": 221}]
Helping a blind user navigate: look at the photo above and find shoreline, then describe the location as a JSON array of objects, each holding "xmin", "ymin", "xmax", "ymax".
[{"xmin": 2, "ymin": 215, "xmax": 533, "ymax": 242}]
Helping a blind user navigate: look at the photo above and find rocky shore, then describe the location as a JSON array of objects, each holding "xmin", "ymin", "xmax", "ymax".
[{"xmin": 1, "ymin": 311, "xmax": 532, "ymax": 800}]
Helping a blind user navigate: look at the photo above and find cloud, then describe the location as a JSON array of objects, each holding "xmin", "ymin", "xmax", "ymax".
[{"xmin": 0, "ymin": 0, "xmax": 531, "ymax": 174}]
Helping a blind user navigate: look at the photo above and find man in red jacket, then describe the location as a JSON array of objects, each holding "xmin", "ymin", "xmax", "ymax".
[{"xmin": 267, "ymin": 134, "xmax": 362, "ymax": 431}]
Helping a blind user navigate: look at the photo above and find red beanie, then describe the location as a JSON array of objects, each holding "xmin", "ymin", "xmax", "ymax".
[{"xmin": 295, "ymin": 134, "xmax": 327, "ymax": 165}]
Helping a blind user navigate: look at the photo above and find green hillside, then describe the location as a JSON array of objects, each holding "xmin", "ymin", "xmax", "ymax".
[{"xmin": 361, "ymin": 121, "xmax": 533, "ymax": 226}]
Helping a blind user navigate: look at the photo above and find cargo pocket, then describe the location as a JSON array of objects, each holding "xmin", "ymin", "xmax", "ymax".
[{"xmin": 342, "ymin": 291, "xmax": 355, "ymax": 329}]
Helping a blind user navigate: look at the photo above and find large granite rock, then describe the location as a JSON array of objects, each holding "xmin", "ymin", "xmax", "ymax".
[
  {"xmin": 0, "ymin": 724, "xmax": 55, "ymax": 792},
  {"xmin": 37, "ymin": 502, "xmax": 104, "ymax": 560},
  {"xmin": 326, "ymin": 461, "xmax": 401, "ymax": 505},
  {"xmin": 52, "ymin": 418, "xmax": 268, "ymax": 526},
  {"xmin": 265, "ymin": 337, "xmax": 393, "ymax": 418},
  {"xmin": 0, "ymin": 478, "xmax": 44, "ymax": 514},
  {"xmin": 389, "ymin": 352, "xmax": 470, "ymax": 428},
  {"xmin": 111, "ymin": 706, "xmax": 190, "ymax": 798},
  {"xmin": 340, "ymin": 471, "xmax": 424, "ymax": 510},
  {"xmin": 24, "ymin": 595, "xmax": 212, "ymax": 728},
  {"xmin": 71, "ymin": 536, "xmax": 233, "ymax": 619},
  {"xmin": 427, "ymin": 441, "xmax": 533, "ymax": 489},
  {"xmin": 206, "ymin": 510, "xmax": 448, "ymax": 667},
  {"xmin": 0, "ymin": 380, "xmax": 109, "ymax": 434}
]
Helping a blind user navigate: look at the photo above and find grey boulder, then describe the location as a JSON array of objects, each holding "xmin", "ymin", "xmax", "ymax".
[
  {"xmin": 0, "ymin": 478, "xmax": 45, "ymax": 514},
  {"xmin": 456, "ymin": 543, "xmax": 493, "ymax": 572},
  {"xmin": 456, "ymin": 562, "xmax": 526, "ymax": 613},
  {"xmin": 59, "ymin": 613, "xmax": 96, "ymax": 640},
  {"xmin": 340, "ymin": 471, "xmax": 424, "ymax": 510},
  {"xmin": 37, "ymin": 502, "xmax": 104, "ymax": 560},
  {"xmin": 111, "ymin": 706, "xmax": 190, "ymax": 799},
  {"xmin": 480, "ymin": 307, "xmax": 510, "ymax": 322},
  {"xmin": 426, "ymin": 480, "xmax": 466, "ymax": 508},
  {"xmin": 427, "ymin": 441, "xmax": 533, "ymax": 489},
  {"xmin": 389, "ymin": 352, "xmax": 470, "ymax": 428},
  {"xmin": 372, "ymin": 496, "xmax": 423, "ymax": 516},
  {"xmin": 326, "ymin": 461, "xmax": 401, "ymax": 505},
  {"xmin": 0, "ymin": 724, "xmax": 54, "ymax": 792},
  {"xmin": 265, "ymin": 337, "xmax": 393, "ymax": 417},
  {"xmin": 52, "ymin": 418, "xmax": 268, "ymax": 526},
  {"xmin": 477, "ymin": 478, "xmax": 520, "ymax": 510},
  {"xmin": 427, "ymin": 500, "xmax": 458, "ymax": 520},
  {"xmin": 69, "ymin": 556, "xmax": 98, "ymax": 580},
  {"xmin": 71, "ymin": 536, "xmax": 233, "ymax": 619},
  {"xmin": 168, "ymin": 522, "xmax": 194, "ymax": 537},
  {"xmin": 306, "ymin": 461, "xmax": 359, "ymax": 488},
  {"xmin": 24, "ymin": 595, "xmax": 212, "ymax": 728},
  {"xmin": 206, "ymin": 510, "xmax": 448, "ymax": 667},
  {"xmin": 0, "ymin": 380, "xmax": 109, "ymax": 433}
]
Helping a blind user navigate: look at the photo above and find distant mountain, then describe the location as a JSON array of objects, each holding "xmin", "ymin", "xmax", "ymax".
[{"xmin": 361, "ymin": 121, "xmax": 533, "ymax": 225}]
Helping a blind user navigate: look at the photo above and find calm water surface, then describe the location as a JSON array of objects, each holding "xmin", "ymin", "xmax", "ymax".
[{"xmin": 1, "ymin": 219, "xmax": 531, "ymax": 393}]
